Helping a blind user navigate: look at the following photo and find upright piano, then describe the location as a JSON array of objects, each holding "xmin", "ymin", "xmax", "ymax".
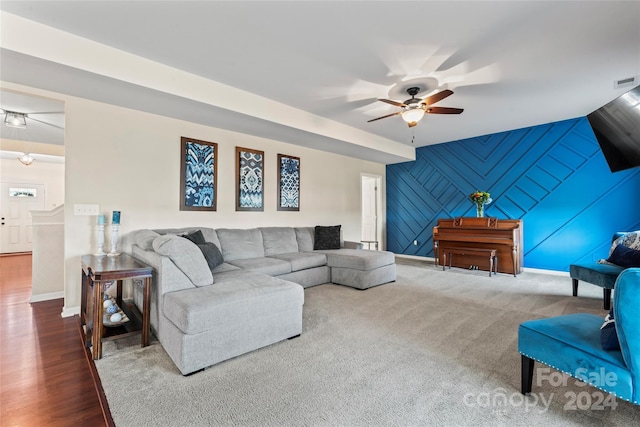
[{"xmin": 432, "ymin": 217, "xmax": 523, "ymax": 275}]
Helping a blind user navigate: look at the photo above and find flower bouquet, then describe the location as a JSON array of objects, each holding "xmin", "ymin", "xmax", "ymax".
[{"xmin": 469, "ymin": 191, "xmax": 492, "ymax": 217}]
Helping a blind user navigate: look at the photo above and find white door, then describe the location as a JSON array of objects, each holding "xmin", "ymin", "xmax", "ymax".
[
  {"xmin": 361, "ymin": 176, "xmax": 379, "ymax": 246},
  {"xmin": 0, "ymin": 183, "xmax": 45, "ymax": 253}
]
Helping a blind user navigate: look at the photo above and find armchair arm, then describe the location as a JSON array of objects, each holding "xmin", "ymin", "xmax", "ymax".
[{"xmin": 613, "ymin": 268, "xmax": 640, "ymax": 398}]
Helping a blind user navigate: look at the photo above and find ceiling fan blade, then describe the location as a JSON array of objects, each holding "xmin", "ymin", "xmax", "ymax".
[
  {"xmin": 367, "ymin": 111, "xmax": 402, "ymax": 122},
  {"xmin": 28, "ymin": 111, "xmax": 64, "ymax": 115},
  {"xmin": 425, "ymin": 106, "xmax": 464, "ymax": 114},
  {"xmin": 27, "ymin": 116, "xmax": 65, "ymax": 129},
  {"xmin": 378, "ymin": 98, "xmax": 406, "ymax": 107},
  {"xmin": 422, "ymin": 89, "xmax": 454, "ymax": 106}
]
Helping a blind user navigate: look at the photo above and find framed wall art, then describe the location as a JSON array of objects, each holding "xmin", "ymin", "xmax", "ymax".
[
  {"xmin": 236, "ymin": 146, "xmax": 264, "ymax": 211},
  {"xmin": 277, "ymin": 154, "xmax": 300, "ymax": 211},
  {"xmin": 179, "ymin": 137, "xmax": 218, "ymax": 211}
]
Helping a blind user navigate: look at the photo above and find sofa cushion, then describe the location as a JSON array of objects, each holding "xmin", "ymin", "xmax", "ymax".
[
  {"xmin": 260, "ymin": 227, "xmax": 299, "ymax": 256},
  {"xmin": 134, "ymin": 229, "xmax": 160, "ymax": 251},
  {"xmin": 154, "ymin": 227, "xmax": 221, "ymax": 249},
  {"xmin": 212, "ymin": 262, "xmax": 242, "ymax": 274},
  {"xmin": 227, "ymin": 257, "xmax": 292, "ymax": 276},
  {"xmin": 269, "ymin": 252, "xmax": 327, "ymax": 272},
  {"xmin": 152, "ymin": 235, "xmax": 213, "ymax": 287},
  {"xmin": 163, "ymin": 274, "xmax": 304, "ymax": 335},
  {"xmin": 570, "ymin": 262, "xmax": 625, "ymax": 290},
  {"xmin": 607, "ymin": 244, "xmax": 640, "ymax": 268},
  {"xmin": 318, "ymin": 248, "xmax": 395, "ymax": 271},
  {"xmin": 518, "ymin": 313, "xmax": 632, "ymax": 402},
  {"xmin": 314, "ymin": 225, "xmax": 341, "ymax": 250},
  {"xmin": 216, "ymin": 228, "xmax": 265, "ymax": 261},
  {"xmin": 295, "ymin": 227, "xmax": 315, "ymax": 252}
]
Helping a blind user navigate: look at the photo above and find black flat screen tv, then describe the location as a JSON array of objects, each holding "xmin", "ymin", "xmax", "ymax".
[{"xmin": 587, "ymin": 85, "xmax": 640, "ymax": 173}]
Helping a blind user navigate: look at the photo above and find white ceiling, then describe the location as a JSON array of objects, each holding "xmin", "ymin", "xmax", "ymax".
[{"xmin": 1, "ymin": 1, "xmax": 639, "ymax": 164}]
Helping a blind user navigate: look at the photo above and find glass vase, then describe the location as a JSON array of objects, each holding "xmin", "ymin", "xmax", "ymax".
[{"xmin": 476, "ymin": 204, "xmax": 484, "ymax": 218}]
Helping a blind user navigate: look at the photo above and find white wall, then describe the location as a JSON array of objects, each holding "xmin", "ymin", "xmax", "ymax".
[
  {"xmin": 0, "ymin": 83, "xmax": 386, "ymax": 316},
  {"xmin": 0, "ymin": 156, "xmax": 65, "ymax": 209}
]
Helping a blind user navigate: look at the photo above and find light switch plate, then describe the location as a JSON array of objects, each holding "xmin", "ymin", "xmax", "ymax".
[{"xmin": 74, "ymin": 204, "xmax": 99, "ymax": 216}]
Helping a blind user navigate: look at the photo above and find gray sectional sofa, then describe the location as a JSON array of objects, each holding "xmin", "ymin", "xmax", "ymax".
[{"xmin": 130, "ymin": 226, "xmax": 396, "ymax": 375}]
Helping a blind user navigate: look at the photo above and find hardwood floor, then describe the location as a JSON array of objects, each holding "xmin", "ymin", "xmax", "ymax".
[{"xmin": 0, "ymin": 254, "xmax": 110, "ymax": 426}]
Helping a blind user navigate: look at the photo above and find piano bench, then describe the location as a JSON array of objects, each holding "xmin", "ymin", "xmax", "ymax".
[{"xmin": 443, "ymin": 247, "xmax": 498, "ymax": 277}]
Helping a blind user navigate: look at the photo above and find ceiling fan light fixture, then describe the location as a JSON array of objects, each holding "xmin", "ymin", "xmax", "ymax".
[
  {"xmin": 401, "ymin": 108, "xmax": 425, "ymax": 125},
  {"xmin": 18, "ymin": 152, "xmax": 35, "ymax": 166},
  {"xmin": 4, "ymin": 111, "xmax": 27, "ymax": 129}
]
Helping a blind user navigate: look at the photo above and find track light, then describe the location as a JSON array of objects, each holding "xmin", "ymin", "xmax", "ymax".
[{"xmin": 4, "ymin": 111, "xmax": 27, "ymax": 129}]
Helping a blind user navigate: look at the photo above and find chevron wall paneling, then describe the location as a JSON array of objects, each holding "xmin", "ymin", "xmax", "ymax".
[{"xmin": 386, "ymin": 117, "xmax": 640, "ymax": 271}]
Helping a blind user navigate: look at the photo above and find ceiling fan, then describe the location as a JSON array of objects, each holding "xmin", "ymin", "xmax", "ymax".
[
  {"xmin": 0, "ymin": 108, "xmax": 64, "ymax": 130},
  {"xmin": 368, "ymin": 86, "xmax": 463, "ymax": 127}
]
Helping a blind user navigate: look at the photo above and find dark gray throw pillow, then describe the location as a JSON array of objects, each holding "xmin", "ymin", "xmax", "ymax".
[
  {"xmin": 314, "ymin": 225, "xmax": 341, "ymax": 250},
  {"xmin": 197, "ymin": 242, "xmax": 224, "ymax": 270},
  {"xmin": 181, "ymin": 230, "xmax": 223, "ymax": 270},
  {"xmin": 182, "ymin": 229, "xmax": 206, "ymax": 245}
]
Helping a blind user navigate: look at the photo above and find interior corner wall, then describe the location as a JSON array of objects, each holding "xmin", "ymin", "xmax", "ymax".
[{"xmin": 386, "ymin": 117, "xmax": 640, "ymax": 271}]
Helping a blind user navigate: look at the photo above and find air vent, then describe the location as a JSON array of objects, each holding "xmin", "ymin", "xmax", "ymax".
[{"xmin": 614, "ymin": 75, "xmax": 638, "ymax": 89}]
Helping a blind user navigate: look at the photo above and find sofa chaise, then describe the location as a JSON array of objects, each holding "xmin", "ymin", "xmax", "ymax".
[{"xmin": 130, "ymin": 226, "xmax": 396, "ymax": 374}]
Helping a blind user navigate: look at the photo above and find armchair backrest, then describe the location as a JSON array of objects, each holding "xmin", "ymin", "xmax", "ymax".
[{"xmin": 613, "ymin": 268, "xmax": 640, "ymax": 401}]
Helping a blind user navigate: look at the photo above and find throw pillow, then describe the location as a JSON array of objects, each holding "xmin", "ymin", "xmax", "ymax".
[
  {"xmin": 197, "ymin": 242, "xmax": 224, "ymax": 270},
  {"xmin": 314, "ymin": 225, "xmax": 341, "ymax": 250},
  {"xmin": 181, "ymin": 229, "xmax": 206, "ymax": 245},
  {"xmin": 134, "ymin": 229, "xmax": 160, "ymax": 251},
  {"xmin": 607, "ymin": 244, "xmax": 640, "ymax": 268},
  {"xmin": 600, "ymin": 308, "xmax": 620, "ymax": 351},
  {"xmin": 153, "ymin": 235, "xmax": 213, "ymax": 287},
  {"xmin": 598, "ymin": 231, "xmax": 640, "ymax": 265}
]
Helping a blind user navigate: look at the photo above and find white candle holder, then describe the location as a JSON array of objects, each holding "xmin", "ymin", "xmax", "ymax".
[
  {"xmin": 94, "ymin": 224, "xmax": 106, "ymax": 256},
  {"xmin": 108, "ymin": 224, "xmax": 121, "ymax": 257}
]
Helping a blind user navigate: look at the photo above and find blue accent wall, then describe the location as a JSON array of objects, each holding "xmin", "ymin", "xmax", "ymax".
[{"xmin": 386, "ymin": 117, "xmax": 640, "ymax": 271}]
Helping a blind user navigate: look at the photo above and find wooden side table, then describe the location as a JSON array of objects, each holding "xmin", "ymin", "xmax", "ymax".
[{"xmin": 80, "ymin": 253, "xmax": 153, "ymax": 360}]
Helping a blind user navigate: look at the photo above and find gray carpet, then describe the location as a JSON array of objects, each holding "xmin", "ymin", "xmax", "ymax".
[{"xmin": 95, "ymin": 261, "xmax": 640, "ymax": 426}]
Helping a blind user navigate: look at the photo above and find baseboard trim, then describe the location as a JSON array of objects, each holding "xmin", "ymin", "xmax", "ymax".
[
  {"xmin": 394, "ymin": 254, "xmax": 570, "ymax": 276},
  {"xmin": 30, "ymin": 291, "xmax": 64, "ymax": 303},
  {"xmin": 522, "ymin": 267, "xmax": 570, "ymax": 277},
  {"xmin": 61, "ymin": 305, "xmax": 80, "ymax": 318},
  {"xmin": 395, "ymin": 254, "xmax": 435, "ymax": 262}
]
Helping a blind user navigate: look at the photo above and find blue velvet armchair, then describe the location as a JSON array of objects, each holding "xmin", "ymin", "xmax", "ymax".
[
  {"xmin": 570, "ymin": 232, "xmax": 627, "ymax": 310},
  {"xmin": 519, "ymin": 268, "xmax": 640, "ymax": 404}
]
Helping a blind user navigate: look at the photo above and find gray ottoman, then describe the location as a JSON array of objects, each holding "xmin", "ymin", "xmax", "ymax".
[{"xmin": 318, "ymin": 249, "xmax": 396, "ymax": 290}]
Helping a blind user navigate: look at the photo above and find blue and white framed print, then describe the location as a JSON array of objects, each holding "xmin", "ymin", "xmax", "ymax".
[
  {"xmin": 277, "ymin": 154, "xmax": 300, "ymax": 211},
  {"xmin": 180, "ymin": 137, "xmax": 218, "ymax": 211},
  {"xmin": 236, "ymin": 146, "xmax": 264, "ymax": 211}
]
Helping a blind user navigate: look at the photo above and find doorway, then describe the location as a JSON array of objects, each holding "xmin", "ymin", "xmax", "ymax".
[
  {"xmin": 0, "ymin": 182, "xmax": 45, "ymax": 253},
  {"xmin": 361, "ymin": 174, "xmax": 382, "ymax": 250}
]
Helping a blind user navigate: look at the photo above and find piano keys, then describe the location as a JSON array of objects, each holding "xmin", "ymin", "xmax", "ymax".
[{"xmin": 432, "ymin": 217, "xmax": 523, "ymax": 275}]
